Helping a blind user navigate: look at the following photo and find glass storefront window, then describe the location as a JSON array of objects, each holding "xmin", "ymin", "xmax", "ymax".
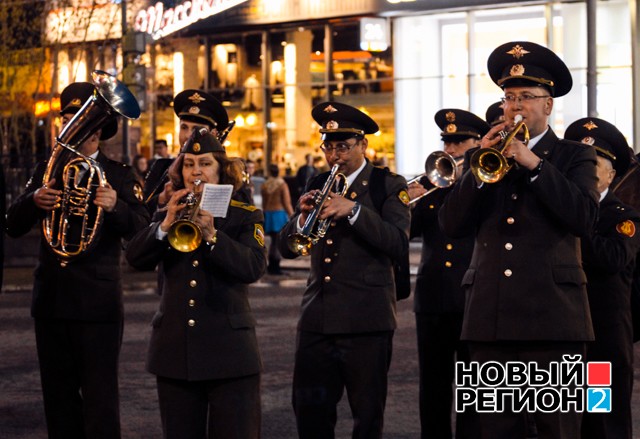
[{"xmin": 394, "ymin": 1, "xmax": 633, "ymax": 177}]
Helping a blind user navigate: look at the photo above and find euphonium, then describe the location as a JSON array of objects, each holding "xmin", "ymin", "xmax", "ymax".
[
  {"xmin": 407, "ymin": 151, "xmax": 463, "ymax": 204},
  {"xmin": 43, "ymin": 70, "xmax": 141, "ymax": 260},
  {"xmin": 287, "ymin": 164, "xmax": 348, "ymax": 256},
  {"xmin": 470, "ymin": 114, "xmax": 530, "ymax": 184},
  {"xmin": 167, "ymin": 180, "xmax": 204, "ymax": 253}
]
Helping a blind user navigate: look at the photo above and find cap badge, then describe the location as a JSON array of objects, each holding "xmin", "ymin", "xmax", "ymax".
[
  {"xmin": 70, "ymin": 98, "xmax": 82, "ymax": 107},
  {"xmin": 445, "ymin": 111, "xmax": 456, "ymax": 122},
  {"xmin": 188, "ymin": 92, "xmax": 206, "ymax": 104},
  {"xmin": 446, "ymin": 124, "xmax": 457, "ymax": 133},
  {"xmin": 323, "ymin": 105, "xmax": 338, "ymax": 113},
  {"xmin": 326, "ymin": 120, "xmax": 339, "ymax": 129},
  {"xmin": 510, "ymin": 64, "xmax": 525, "ymax": 76},
  {"xmin": 507, "ymin": 44, "xmax": 530, "ymax": 59},
  {"xmin": 581, "ymin": 136, "xmax": 596, "ymax": 146},
  {"xmin": 189, "ymin": 106, "xmax": 201, "ymax": 114},
  {"xmin": 583, "ymin": 120, "xmax": 598, "ymax": 131},
  {"xmin": 193, "ymin": 142, "xmax": 201, "ymax": 153}
]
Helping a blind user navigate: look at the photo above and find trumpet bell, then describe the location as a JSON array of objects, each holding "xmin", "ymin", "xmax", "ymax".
[
  {"xmin": 425, "ymin": 151, "xmax": 458, "ymax": 188},
  {"xmin": 287, "ymin": 233, "xmax": 313, "ymax": 256},
  {"xmin": 167, "ymin": 220, "xmax": 202, "ymax": 253},
  {"xmin": 470, "ymin": 115, "xmax": 529, "ymax": 184},
  {"xmin": 470, "ymin": 148, "xmax": 511, "ymax": 184}
]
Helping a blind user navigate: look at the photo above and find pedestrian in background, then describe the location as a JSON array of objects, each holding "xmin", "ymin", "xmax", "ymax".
[
  {"xmin": 295, "ymin": 153, "xmax": 318, "ymax": 199},
  {"xmin": 126, "ymin": 129, "xmax": 266, "ymax": 439},
  {"xmin": 132, "ymin": 154, "xmax": 149, "ymax": 186},
  {"xmin": 262, "ymin": 163, "xmax": 294, "ymax": 275}
]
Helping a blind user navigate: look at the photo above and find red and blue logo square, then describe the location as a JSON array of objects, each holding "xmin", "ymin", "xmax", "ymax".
[{"xmin": 586, "ymin": 362, "xmax": 611, "ymax": 413}]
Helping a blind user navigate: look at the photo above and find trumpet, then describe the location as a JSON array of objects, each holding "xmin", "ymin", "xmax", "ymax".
[
  {"xmin": 167, "ymin": 180, "xmax": 204, "ymax": 253},
  {"xmin": 407, "ymin": 151, "xmax": 463, "ymax": 204},
  {"xmin": 287, "ymin": 164, "xmax": 348, "ymax": 256},
  {"xmin": 470, "ymin": 114, "xmax": 529, "ymax": 184}
]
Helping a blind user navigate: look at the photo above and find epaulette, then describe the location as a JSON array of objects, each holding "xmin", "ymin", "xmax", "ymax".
[{"xmin": 230, "ymin": 199, "xmax": 258, "ymax": 211}]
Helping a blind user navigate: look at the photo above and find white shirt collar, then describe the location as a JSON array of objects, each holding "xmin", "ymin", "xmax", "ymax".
[
  {"xmin": 526, "ymin": 127, "xmax": 549, "ymax": 150},
  {"xmin": 600, "ymin": 187, "xmax": 609, "ymax": 202},
  {"xmin": 345, "ymin": 159, "xmax": 367, "ymax": 187}
]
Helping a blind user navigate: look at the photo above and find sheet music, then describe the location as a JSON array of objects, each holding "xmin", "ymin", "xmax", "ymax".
[{"xmin": 199, "ymin": 184, "xmax": 233, "ymax": 218}]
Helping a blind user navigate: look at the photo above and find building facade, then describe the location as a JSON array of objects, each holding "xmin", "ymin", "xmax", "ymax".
[{"xmin": 18, "ymin": 0, "xmax": 638, "ymax": 183}]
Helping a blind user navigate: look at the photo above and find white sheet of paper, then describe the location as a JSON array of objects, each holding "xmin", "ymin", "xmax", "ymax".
[{"xmin": 199, "ymin": 184, "xmax": 233, "ymax": 218}]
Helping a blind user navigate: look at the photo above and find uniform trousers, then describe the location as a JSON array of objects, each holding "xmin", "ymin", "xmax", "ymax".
[
  {"xmin": 467, "ymin": 341, "xmax": 586, "ymax": 439},
  {"xmin": 156, "ymin": 373, "xmax": 261, "ymax": 439},
  {"xmin": 34, "ymin": 318, "xmax": 123, "ymax": 439},
  {"xmin": 292, "ymin": 330, "xmax": 394, "ymax": 439},
  {"xmin": 416, "ymin": 313, "xmax": 476, "ymax": 439}
]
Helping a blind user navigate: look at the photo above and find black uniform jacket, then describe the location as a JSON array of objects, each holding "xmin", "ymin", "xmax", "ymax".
[
  {"xmin": 126, "ymin": 201, "xmax": 267, "ymax": 381},
  {"xmin": 5, "ymin": 152, "xmax": 150, "ymax": 322},
  {"xmin": 582, "ymin": 191, "xmax": 640, "ymax": 332},
  {"xmin": 410, "ymin": 180, "xmax": 474, "ymax": 314},
  {"xmin": 439, "ymin": 129, "xmax": 599, "ymax": 342},
  {"xmin": 278, "ymin": 162, "xmax": 410, "ymax": 334}
]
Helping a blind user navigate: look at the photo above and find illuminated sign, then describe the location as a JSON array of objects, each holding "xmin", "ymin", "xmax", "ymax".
[
  {"xmin": 360, "ymin": 18, "xmax": 389, "ymax": 52},
  {"xmin": 45, "ymin": 2, "xmax": 122, "ymax": 44},
  {"xmin": 134, "ymin": 0, "xmax": 249, "ymax": 40}
]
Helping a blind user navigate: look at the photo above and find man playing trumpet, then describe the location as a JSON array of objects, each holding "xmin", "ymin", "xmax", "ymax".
[
  {"xmin": 278, "ymin": 102, "xmax": 410, "ymax": 438},
  {"xmin": 439, "ymin": 41, "xmax": 599, "ymax": 438}
]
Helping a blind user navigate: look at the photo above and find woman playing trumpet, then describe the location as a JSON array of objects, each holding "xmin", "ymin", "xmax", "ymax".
[{"xmin": 126, "ymin": 129, "xmax": 267, "ymax": 439}]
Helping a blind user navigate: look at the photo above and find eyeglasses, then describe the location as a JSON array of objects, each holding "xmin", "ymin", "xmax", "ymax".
[
  {"xmin": 501, "ymin": 94, "xmax": 551, "ymax": 104},
  {"xmin": 320, "ymin": 139, "xmax": 359, "ymax": 155}
]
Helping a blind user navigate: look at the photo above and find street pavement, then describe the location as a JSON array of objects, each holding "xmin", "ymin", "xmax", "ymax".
[{"xmin": 2, "ymin": 242, "xmax": 640, "ymax": 438}]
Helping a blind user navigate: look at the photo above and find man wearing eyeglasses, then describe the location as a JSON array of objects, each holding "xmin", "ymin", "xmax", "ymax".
[
  {"xmin": 278, "ymin": 102, "xmax": 411, "ymax": 438},
  {"xmin": 439, "ymin": 41, "xmax": 599, "ymax": 438}
]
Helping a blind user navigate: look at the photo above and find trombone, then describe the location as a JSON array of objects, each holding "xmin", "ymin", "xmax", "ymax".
[
  {"xmin": 287, "ymin": 164, "xmax": 348, "ymax": 256},
  {"xmin": 470, "ymin": 114, "xmax": 529, "ymax": 184},
  {"xmin": 407, "ymin": 151, "xmax": 463, "ymax": 204}
]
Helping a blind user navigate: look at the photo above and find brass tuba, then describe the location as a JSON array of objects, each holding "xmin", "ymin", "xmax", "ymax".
[
  {"xmin": 167, "ymin": 180, "xmax": 204, "ymax": 253},
  {"xmin": 407, "ymin": 151, "xmax": 463, "ymax": 204},
  {"xmin": 42, "ymin": 70, "xmax": 141, "ymax": 260},
  {"xmin": 470, "ymin": 114, "xmax": 529, "ymax": 184},
  {"xmin": 287, "ymin": 164, "xmax": 348, "ymax": 256}
]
